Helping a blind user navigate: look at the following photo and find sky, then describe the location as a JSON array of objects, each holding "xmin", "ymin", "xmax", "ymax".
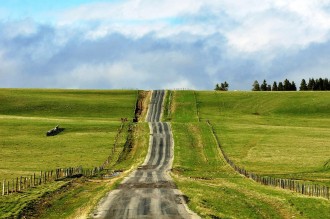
[{"xmin": 0, "ymin": 0, "xmax": 330, "ymax": 90}]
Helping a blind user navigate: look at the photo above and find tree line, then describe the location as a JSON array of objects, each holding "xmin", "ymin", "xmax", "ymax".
[{"xmin": 252, "ymin": 78, "xmax": 330, "ymax": 91}]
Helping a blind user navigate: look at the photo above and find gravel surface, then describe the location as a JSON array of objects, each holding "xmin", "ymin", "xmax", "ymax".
[{"xmin": 92, "ymin": 90, "xmax": 199, "ymax": 219}]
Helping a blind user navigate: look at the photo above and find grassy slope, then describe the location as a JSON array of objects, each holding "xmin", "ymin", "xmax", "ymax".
[
  {"xmin": 171, "ymin": 91, "xmax": 330, "ymax": 219},
  {"xmin": 0, "ymin": 89, "xmax": 138, "ymax": 218},
  {"xmin": 197, "ymin": 91, "xmax": 330, "ymax": 184},
  {"xmin": 35, "ymin": 122, "xmax": 150, "ymax": 219},
  {"xmin": 0, "ymin": 89, "xmax": 137, "ymax": 179}
]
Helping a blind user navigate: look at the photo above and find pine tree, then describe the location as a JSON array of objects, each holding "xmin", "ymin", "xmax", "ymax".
[
  {"xmin": 260, "ymin": 80, "xmax": 267, "ymax": 91},
  {"xmin": 278, "ymin": 82, "xmax": 284, "ymax": 91},
  {"xmin": 319, "ymin": 78, "xmax": 324, "ymax": 90},
  {"xmin": 272, "ymin": 81, "xmax": 278, "ymax": 91},
  {"xmin": 291, "ymin": 81, "xmax": 297, "ymax": 91},
  {"xmin": 300, "ymin": 79, "xmax": 308, "ymax": 91},
  {"xmin": 215, "ymin": 84, "xmax": 220, "ymax": 91},
  {"xmin": 324, "ymin": 78, "xmax": 329, "ymax": 90},
  {"xmin": 308, "ymin": 78, "xmax": 315, "ymax": 90},
  {"xmin": 283, "ymin": 79, "xmax": 291, "ymax": 91},
  {"xmin": 252, "ymin": 80, "xmax": 260, "ymax": 91},
  {"xmin": 267, "ymin": 85, "xmax": 272, "ymax": 91}
]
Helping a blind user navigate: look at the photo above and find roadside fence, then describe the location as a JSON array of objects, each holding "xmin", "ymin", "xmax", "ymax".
[
  {"xmin": 207, "ymin": 120, "xmax": 330, "ymax": 200},
  {"xmin": 1, "ymin": 166, "xmax": 104, "ymax": 196},
  {"xmin": 101, "ymin": 119, "xmax": 128, "ymax": 169}
]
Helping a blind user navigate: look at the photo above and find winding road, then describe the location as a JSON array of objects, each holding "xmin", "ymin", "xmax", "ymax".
[{"xmin": 92, "ymin": 90, "xmax": 199, "ymax": 219}]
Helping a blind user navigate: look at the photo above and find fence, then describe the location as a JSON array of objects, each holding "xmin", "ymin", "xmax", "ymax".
[
  {"xmin": 1, "ymin": 166, "xmax": 104, "ymax": 196},
  {"xmin": 101, "ymin": 119, "xmax": 128, "ymax": 168},
  {"xmin": 193, "ymin": 91, "xmax": 200, "ymax": 122},
  {"xmin": 207, "ymin": 120, "xmax": 330, "ymax": 200}
]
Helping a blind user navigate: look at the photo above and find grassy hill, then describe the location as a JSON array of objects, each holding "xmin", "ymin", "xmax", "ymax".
[
  {"xmin": 170, "ymin": 90, "xmax": 330, "ymax": 218},
  {"xmin": 0, "ymin": 89, "xmax": 137, "ymax": 180},
  {"xmin": 196, "ymin": 91, "xmax": 330, "ymax": 184},
  {"xmin": 0, "ymin": 89, "xmax": 153, "ymax": 218}
]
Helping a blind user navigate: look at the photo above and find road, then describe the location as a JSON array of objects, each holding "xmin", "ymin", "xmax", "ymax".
[{"xmin": 92, "ymin": 90, "xmax": 199, "ymax": 219}]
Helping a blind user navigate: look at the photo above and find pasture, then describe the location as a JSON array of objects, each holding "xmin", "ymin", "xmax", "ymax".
[
  {"xmin": 0, "ymin": 89, "xmax": 137, "ymax": 179},
  {"xmin": 196, "ymin": 91, "xmax": 330, "ymax": 184},
  {"xmin": 171, "ymin": 90, "xmax": 330, "ymax": 218}
]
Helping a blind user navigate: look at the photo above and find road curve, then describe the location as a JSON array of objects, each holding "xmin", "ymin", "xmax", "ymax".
[{"xmin": 92, "ymin": 90, "xmax": 199, "ymax": 219}]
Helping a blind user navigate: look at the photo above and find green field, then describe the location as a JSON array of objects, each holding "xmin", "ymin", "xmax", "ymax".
[
  {"xmin": 0, "ymin": 89, "xmax": 146, "ymax": 218},
  {"xmin": 196, "ymin": 91, "xmax": 330, "ymax": 184},
  {"xmin": 1, "ymin": 89, "xmax": 329, "ymax": 218},
  {"xmin": 0, "ymin": 89, "xmax": 138, "ymax": 179},
  {"xmin": 171, "ymin": 90, "xmax": 330, "ymax": 218}
]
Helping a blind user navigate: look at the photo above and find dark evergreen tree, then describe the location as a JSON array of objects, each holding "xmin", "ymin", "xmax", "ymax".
[
  {"xmin": 215, "ymin": 84, "xmax": 220, "ymax": 91},
  {"xmin": 252, "ymin": 80, "xmax": 260, "ymax": 91},
  {"xmin": 308, "ymin": 78, "xmax": 315, "ymax": 90},
  {"xmin": 290, "ymin": 81, "xmax": 297, "ymax": 91},
  {"xmin": 300, "ymin": 79, "xmax": 308, "ymax": 91},
  {"xmin": 314, "ymin": 78, "xmax": 321, "ymax": 90},
  {"xmin": 260, "ymin": 80, "xmax": 268, "ymax": 91},
  {"xmin": 324, "ymin": 78, "xmax": 330, "ymax": 90},
  {"xmin": 267, "ymin": 85, "xmax": 272, "ymax": 91},
  {"xmin": 272, "ymin": 81, "xmax": 278, "ymax": 91},
  {"xmin": 283, "ymin": 79, "xmax": 291, "ymax": 91},
  {"xmin": 319, "ymin": 78, "xmax": 324, "ymax": 90},
  {"xmin": 278, "ymin": 82, "xmax": 284, "ymax": 91}
]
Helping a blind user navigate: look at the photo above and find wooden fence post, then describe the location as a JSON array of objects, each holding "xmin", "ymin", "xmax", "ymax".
[
  {"xmin": 2, "ymin": 180, "xmax": 5, "ymax": 196},
  {"xmin": 6, "ymin": 181, "xmax": 9, "ymax": 195}
]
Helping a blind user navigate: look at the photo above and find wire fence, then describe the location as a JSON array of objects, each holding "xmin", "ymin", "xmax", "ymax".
[{"xmin": 1, "ymin": 166, "xmax": 104, "ymax": 196}]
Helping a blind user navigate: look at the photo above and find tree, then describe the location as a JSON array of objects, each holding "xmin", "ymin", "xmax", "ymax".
[
  {"xmin": 283, "ymin": 79, "xmax": 291, "ymax": 91},
  {"xmin": 278, "ymin": 82, "xmax": 284, "ymax": 91},
  {"xmin": 307, "ymin": 78, "xmax": 315, "ymax": 90},
  {"xmin": 299, "ymin": 79, "xmax": 308, "ymax": 91},
  {"xmin": 220, "ymin": 81, "xmax": 229, "ymax": 91},
  {"xmin": 324, "ymin": 78, "xmax": 330, "ymax": 90},
  {"xmin": 272, "ymin": 81, "xmax": 278, "ymax": 91},
  {"xmin": 319, "ymin": 78, "xmax": 324, "ymax": 90},
  {"xmin": 290, "ymin": 81, "xmax": 297, "ymax": 91},
  {"xmin": 252, "ymin": 80, "xmax": 260, "ymax": 91},
  {"xmin": 215, "ymin": 82, "xmax": 229, "ymax": 91},
  {"xmin": 267, "ymin": 85, "xmax": 272, "ymax": 91},
  {"xmin": 260, "ymin": 80, "xmax": 268, "ymax": 91}
]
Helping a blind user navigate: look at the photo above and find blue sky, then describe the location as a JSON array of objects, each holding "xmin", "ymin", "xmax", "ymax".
[{"xmin": 0, "ymin": 0, "xmax": 330, "ymax": 90}]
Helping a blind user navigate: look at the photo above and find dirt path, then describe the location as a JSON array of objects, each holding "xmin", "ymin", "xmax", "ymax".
[{"xmin": 92, "ymin": 90, "xmax": 199, "ymax": 219}]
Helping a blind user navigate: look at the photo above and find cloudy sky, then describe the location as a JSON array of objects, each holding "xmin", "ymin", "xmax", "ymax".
[{"xmin": 0, "ymin": 0, "xmax": 330, "ymax": 90}]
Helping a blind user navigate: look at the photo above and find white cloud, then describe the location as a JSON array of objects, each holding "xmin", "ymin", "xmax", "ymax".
[
  {"xmin": 1, "ymin": 0, "xmax": 330, "ymax": 90},
  {"xmin": 224, "ymin": 0, "xmax": 330, "ymax": 53},
  {"xmin": 53, "ymin": 0, "xmax": 330, "ymax": 55},
  {"xmin": 57, "ymin": 0, "xmax": 203, "ymax": 24}
]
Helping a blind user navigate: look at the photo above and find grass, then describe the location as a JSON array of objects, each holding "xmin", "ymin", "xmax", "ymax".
[
  {"xmin": 0, "ymin": 88, "xmax": 139, "ymax": 218},
  {"xmin": 0, "ymin": 181, "xmax": 68, "ymax": 218},
  {"xmin": 170, "ymin": 90, "xmax": 330, "ymax": 218},
  {"xmin": 33, "ymin": 122, "xmax": 150, "ymax": 219},
  {"xmin": 0, "ymin": 89, "xmax": 137, "ymax": 119},
  {"xmin": 0, "ymin": 89, "xmax": 137, "ymax": 179},
  {"xmin": 171, "ymin": 90, "xmax": 199, "ymax": 122},
  {"xmin": 196, "ymin": 91, "xmax": 330, "ymax": 184}
]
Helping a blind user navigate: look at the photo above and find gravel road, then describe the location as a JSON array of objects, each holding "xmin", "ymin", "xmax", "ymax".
[{"xmin": 92, "ymin": 90, "xmax": 199, "ymax": 219}]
